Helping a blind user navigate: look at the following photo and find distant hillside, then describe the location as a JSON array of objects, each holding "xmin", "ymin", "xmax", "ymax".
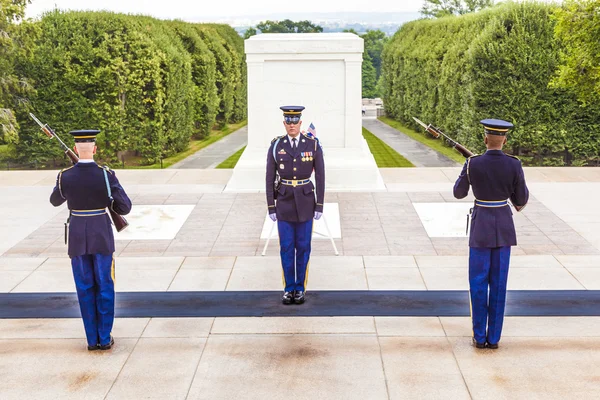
[{"xmin": 210, "ymin": 12, "xmax": 423, "ymax": 36}]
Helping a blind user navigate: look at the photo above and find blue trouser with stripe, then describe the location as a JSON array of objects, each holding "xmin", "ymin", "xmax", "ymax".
[
  {"xmin": 469, "ymin": 246, "xmax": 511, "ymax": 345},
  {"xmin": 71, "ymin": 254, "xmax": 115, "ymax": 347},
  {"xmin": 278, "ymin": 219, "xmax": 313, "ymax": 292}
]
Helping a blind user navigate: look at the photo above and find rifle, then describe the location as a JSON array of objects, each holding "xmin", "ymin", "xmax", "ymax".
[
  {"xmin": 30, "ymin": 113, "xmax": 79, "ymax": 163},
  {"xmin": 413, "ymin": 117, "xmax": 474, "ymax": 158},
  {"xmin": 413, "ymin": 116, "xmax": 527, "ymax": 213},
  {"xmin": 30, "ymin": 113, "xmax": 129, "ymax": 232}
]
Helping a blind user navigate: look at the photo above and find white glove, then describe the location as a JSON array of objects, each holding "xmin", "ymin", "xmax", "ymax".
[
  {"xmin": 269, "ymin": 213, "xmax": 277, "ymax": 222},
  {"xmin": 314, "ymin": 211, "xmax": 322, "ymax": 220}
]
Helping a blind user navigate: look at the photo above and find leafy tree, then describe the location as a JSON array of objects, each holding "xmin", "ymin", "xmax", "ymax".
[
  {"xmin": 13, "ymin": 12, "xmax": 247, "ymax": 165},
  {"xmin": 255, "ymin": 19, "xmax": 323, "ymax": 33},
  {"xmin": 167, "ymin": 20, "xmax": 219, "ymax": 138},
  {"xmin": 422, "ymin": 0, "xmax": 493, "ymax": 18},
  {"xmin": 382, "ymin": 1, "xmax": 600, "ymax": 165},
  {"xmin": 361, "ymin": 30, "xmax": 388, "ymax": 79},
  {"xmin": 0, "ymin": 0, "xmax": 33, "ymax": 144},
  {"xmin": 206, "ymin": 24, "xmax": 247, "ymax": 123},
  {"xmin": 243, "ymin": 27, "xmax": 257, "ymax": 39},
  {"xmin": 362, "ymin": 53, "xmax": 378, "ymax": 98},
  {"xmin": 344, "ymin": 29, "xmax": 388, "ymax": 97},
  {"xmin": 552, "ymin": 0, "xmax": 600, "ymax": 106}
]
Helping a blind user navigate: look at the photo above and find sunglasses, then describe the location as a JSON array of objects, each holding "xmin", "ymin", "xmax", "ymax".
[{"xmin": 284, "ymin": 116, "xmax": 301, "ymax": 125}]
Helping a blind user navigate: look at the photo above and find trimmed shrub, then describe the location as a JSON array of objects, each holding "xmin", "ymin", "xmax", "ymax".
[
  {"xmin": 14, "ymin": 11, "xmax": 247, "ymax": 165},
  {"xmin": 382, "ymin": 1, "xmax": 600, "ymax": 165}
]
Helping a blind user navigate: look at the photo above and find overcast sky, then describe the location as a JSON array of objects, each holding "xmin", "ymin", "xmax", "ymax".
[
  {"xmin": 24, "ymin": 0, "xmax": 466, "ymax": 19},
  {"xmin": 26, "ymin": 0, "xmax": 559, "ymax": 21}
]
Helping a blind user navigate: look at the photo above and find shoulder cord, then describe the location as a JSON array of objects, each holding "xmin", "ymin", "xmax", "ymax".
[{"xmin": 102, "ymin": 167, "xmax": 115, "ymax": 211}]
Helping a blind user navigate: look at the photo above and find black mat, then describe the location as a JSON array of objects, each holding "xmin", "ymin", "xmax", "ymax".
[{"xmin": 1, "ymin": 290, "xmax": 600, "ymax": 318}]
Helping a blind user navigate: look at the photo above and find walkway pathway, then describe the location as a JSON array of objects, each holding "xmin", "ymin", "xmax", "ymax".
[
  {"xmin": 170, "ymin": 126, "xmax": 248, "ymax": 169},
  {"xmin": 363, "ymin": 118, "xmax": 459, "ymax": 167},
  {"xmin": 2, "ymin": 168, "xmax": 600, "ymax": 399}
]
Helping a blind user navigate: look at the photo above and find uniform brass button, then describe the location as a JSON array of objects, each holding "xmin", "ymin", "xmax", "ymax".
[
  {"xmin": 293, "ymin": 168, "xmax": 297, "ymax": 171},
  {"xmin": 294, "ymin": 176, "xmax": 297, "ymax": 179},
  {"xmin": 294, "ymin": 159, "xmax": 297, "ymax": 162}
]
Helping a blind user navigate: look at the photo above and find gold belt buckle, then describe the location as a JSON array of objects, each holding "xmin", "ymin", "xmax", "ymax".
[{"xmin": 292, "ymin": 179, "xmax": 298, "ymax": 187}]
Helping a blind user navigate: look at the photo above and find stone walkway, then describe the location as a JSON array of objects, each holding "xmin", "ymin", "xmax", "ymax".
[
  {"xmin": 2, "ymin": 167, "xmax": 600, "ymax": 399},
  {"xmin": 363, "ymin": 118, "xmax": 459, "ymax": 167},
  {"xmin": 170, "ymin": 126, "xmax": 248, "ymax": 169},
  {"xmin": 2, "ymin": 317, "xmax": 600, "ymax": 399}
]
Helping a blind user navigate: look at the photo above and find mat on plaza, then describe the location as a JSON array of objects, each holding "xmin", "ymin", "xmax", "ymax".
[{"xmin": 1, "ymin": 290, "xmax": 599, "ymax": 318}]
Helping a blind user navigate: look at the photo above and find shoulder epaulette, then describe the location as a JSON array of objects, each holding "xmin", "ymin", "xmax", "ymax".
[
  {"xmin": 505, "ymin": 154, "xmax": 520, "ymax": 160},
  {"xmin": 468, "ymin": 154, "xmax": 481, "ymax": 159},
  {"xmin": 302, "ymin": 133, "xmax": 315, "ymax": 141},
  {"xmin": 271, "ymin": 135, "xmax": 284, "ymax": 143},
  {"xmin": 99, "ymin": 165, "xmax": 114, "ymax": 174},
  {"xmin": 57, "ymin": 166, "xmax": 74, "ymax": 200}
]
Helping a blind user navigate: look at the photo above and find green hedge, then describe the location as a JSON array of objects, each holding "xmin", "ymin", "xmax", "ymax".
[
  {"xmin": 194, "ymin": 25, "xmax": 235, "ymax": 128},
  {"xmin": 167, "ymin": 21, "xmax": 219, "ymax": 139},
  {"xmin": 381, "ymin": 1, "xmax": 600, "ymax": 166},
  {"xmin": 13, "ymin": 11, "xmax": 246, "ymax": 165},
  {"xmin": 206, "ymin": 24, "xmax": 247, "ymax": 123}
]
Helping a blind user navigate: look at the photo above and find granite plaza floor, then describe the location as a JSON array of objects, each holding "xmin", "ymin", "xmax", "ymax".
[{"xmin": 1, "ymin": 167, "xmax": 600, "ymax": 399}]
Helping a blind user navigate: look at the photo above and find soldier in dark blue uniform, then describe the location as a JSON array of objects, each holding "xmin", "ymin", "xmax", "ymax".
[
  {"xmin": 454, "ymin": 119, "xmax": 529, "ymax": 349},
  {"xmin": 266, "ymin": 106, "xmax": 325, "ymax": 305},
  {"xmin": 50, "ymin": 130, "xmax": 132, "ymax": 351}
]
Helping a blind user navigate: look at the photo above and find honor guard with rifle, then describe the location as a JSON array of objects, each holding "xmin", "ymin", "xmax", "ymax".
[
  {"xmin": 266, "ymin": 106, "xmax": 325, "ymax": 305},
  {"xmin": 49, "ymin": 128, "xmax": 132, "ymax": 351},
  {"xmin": 453, "ymin": 119, "xmax": 529, "ymax": 350}
]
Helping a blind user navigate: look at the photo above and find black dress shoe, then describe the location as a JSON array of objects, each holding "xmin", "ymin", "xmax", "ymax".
[
  {"xmin": 486, "ymin": 342, "xmax": 499, "ymax": 349},
  {"xmin": 99, "ymin": 336, "xmax": 114, "ymax": 350},
  {"xmin": 294, "ymin": 291, "xmax": 305, "ymax": 305},
  {"xmin": 87, "ymin": 344, "xmax": 99, "ymax": 351},
  {"xmin": 472, "ymin": 338, "xmax": 486, "ymax": 349},
  {"xmin": 282, "ymin": 291, "xmax": 294, "ymax": 305}
]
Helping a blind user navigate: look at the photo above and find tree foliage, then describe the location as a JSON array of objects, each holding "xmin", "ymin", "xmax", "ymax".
[
  {"xmin": 344, "ymin": 28, "xmax": 388, "ymax": 98},
  {"xmin": 0, "ymin": 0, "xmax": 33, "ymax": 144},
  {"xmin": 255, "ymin": 19, "xmax": 323, "ymax": 34},
  {"xmin": 243, "ymin": 27, "xmax": 257, "ymax": 39},
  {"xmin": 551, "ymin": 0, "xmax": 600, "ymax": 106},
  {"xmin": 11, "ymin": 11, "xmax": 246, "ymax": 165},
  {"xmin": 422, "ymin": 0, "xmax": 494, "ymax": 18},
  {"xmin": 362, "ymin": 53, "xmax": 378, "ymax": 98},
  {"xmin": 382, "ymin": 1, "xmax": 600, "ymax": 166},
  {"xmin": 361, "ymin": 30, "xmax": 388, "ymax": 80}
]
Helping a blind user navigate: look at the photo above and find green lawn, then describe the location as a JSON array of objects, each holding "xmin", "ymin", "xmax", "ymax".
[
  {"xmin": 216, "ymin": 146, "xmax": 245, "ymax": 169},
  {"xmin": 216, "ymin": 128, "xmax": 414, "ymax": 169},
  {"xmin": 378, "ymin": 116, "xmax": 465, "ymax": 164},
  {"xmin": 362, "ymin": 127, "xmax": 414, "ymax": 167},
  {"xmin": 124, "ymin": 121, "xmax": 248, "ymax": 169}
]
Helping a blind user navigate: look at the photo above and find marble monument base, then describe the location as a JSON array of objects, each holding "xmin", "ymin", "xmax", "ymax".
[{"xmin": 224, "ymin": 140, "xmax": 385, "ymax": 192}]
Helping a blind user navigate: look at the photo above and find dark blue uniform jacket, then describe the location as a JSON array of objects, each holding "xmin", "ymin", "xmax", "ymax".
[
  {"xmin": 454, "ymin": 150, "xmax": 529, "ymax": 248},
  {"xmin": 266, "ymin": 133, "xmax": 325, "ymax": 223},
  {"xmin": 50, "ymin": 162, "xmax": 132, "ymax": 257}
]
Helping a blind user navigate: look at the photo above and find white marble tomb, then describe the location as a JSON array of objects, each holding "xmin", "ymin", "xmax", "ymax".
[{"xmin": 225, "ymin": 33, "xmax": 385, "ymax": 192}]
